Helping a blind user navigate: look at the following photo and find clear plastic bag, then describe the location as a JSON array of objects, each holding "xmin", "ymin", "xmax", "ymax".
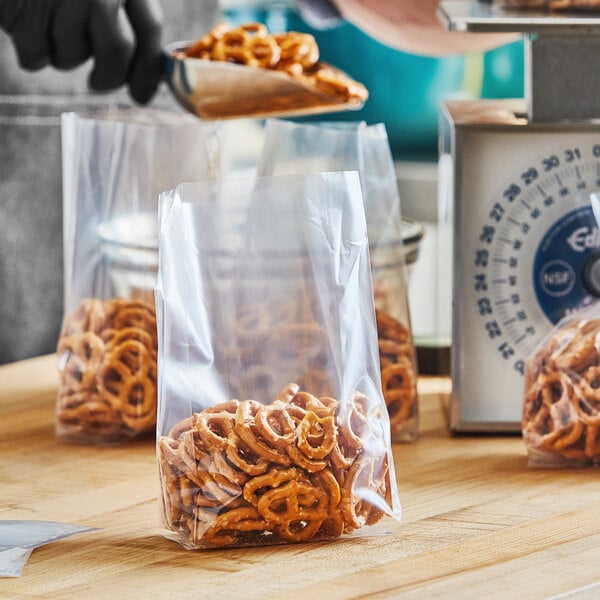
[
  {"xmin": 522, "ymin": 302, "xmax": 600, "ymax": 467},
  {"xmin": 56, "ymin": 109, "xmax": 220, "ymax": 445},
  {"xmin": 0, "ymin": 520, "xmax": 95, "ymax": 577},
  {"xmin": 257, "ymin": 119, "xmax": 418, "ymax": 441},
  {"xmin": 155, "ymin": 172, "xmax": 401, "ymax": 549}
]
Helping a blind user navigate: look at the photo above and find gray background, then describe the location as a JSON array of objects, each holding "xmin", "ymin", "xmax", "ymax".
[{"xmin": 0, "ymin": 0, "xmax": 221, "ymax": 364}]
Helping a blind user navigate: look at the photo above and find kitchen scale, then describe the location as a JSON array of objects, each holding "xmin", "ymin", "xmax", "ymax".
[{"xmin": 438, "ymin": 1, "xmax": 600, "ymax": 431}]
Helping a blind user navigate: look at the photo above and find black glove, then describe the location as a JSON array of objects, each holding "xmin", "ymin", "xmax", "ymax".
[{"xmin": 0, "ymin": 0, "xmax": 163, "ymax": 104}]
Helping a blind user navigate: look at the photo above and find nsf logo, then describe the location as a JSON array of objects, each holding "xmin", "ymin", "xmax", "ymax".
[{"xmin": 539, "ymin": 260, "xmax": 576, "ymax": 298}]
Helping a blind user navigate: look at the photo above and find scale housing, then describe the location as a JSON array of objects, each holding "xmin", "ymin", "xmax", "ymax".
[{"xmin": 439, "ymin": 1, "xmax": 600, "ymax": 431}]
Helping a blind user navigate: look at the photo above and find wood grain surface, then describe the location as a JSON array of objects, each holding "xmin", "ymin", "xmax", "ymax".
[{"xmin": 1, "ymin": 354, "xmax": 599, "ymax": 599}]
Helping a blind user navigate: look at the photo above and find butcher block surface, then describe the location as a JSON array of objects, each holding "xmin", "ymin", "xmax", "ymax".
[{"xmin": 1, "ymin": 354, "xmax": 599, "ymax": 599}]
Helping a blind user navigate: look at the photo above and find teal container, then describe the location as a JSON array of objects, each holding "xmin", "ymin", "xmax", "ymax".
[{"xmin": 481, "ymin": 39, "xmax": 525, "ymax": 100}]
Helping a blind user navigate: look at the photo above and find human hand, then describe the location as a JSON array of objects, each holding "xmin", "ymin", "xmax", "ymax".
[{"xmin": 0, "ymin": 0, "xmax": 164, "ymax": 103}]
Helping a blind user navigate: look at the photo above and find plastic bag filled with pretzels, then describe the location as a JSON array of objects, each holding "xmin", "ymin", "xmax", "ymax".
[
  {"xmin": 155, "ymin": 172, "xmax": 401, "ymax": 549},
  {"xmin": 522, "ymin": 303, "xmax": 600, "ymax": 467},
  {"xmin": 257, "ymin": 119, "xmax": 419, "ymax": 442},
  {"xmin": 56, "ymin": 109, "xmax": 219, "ymax": 445}
]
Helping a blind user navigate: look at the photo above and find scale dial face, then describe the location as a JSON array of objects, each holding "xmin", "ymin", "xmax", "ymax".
[{"xmin": 451, "ymin": 126, "xmax": 600, "ymax": 428}]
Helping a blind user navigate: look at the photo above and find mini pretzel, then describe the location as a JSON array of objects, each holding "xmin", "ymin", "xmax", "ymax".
[
  {"xmin": 313, "ymin": 468, "xmax": 341, "ymax": 509},
  {"xmin": 159, "ymin": 435, "xmax": 190, "ymax": 474},
  {"xmin": 102, "ymin": 327, "xmax": 156, "ymax": 355},
  {"xmin": 211, "ymin": 24, "xmax": 272, "ymax": 67},
  {"xmin": 225, "ymin": 430, "xmax": 271, "ymax": 476},
  {"xmin": 211, "ymin": 449, "xmax": 251, "ymax": 485},
  {"xmin": 200, "ymin": 506, "xmax": 268, "ymax": 547},
  {"xmin": 108, "ymin": 307, "xmax": 157, "ymax": 346},
  {"xmin": 550, "ymin": 319, "xmax": 600, "ymax": 373},
  {"xmin": 60, "ymin": 298, "xmax": 107, "ymax": 337},
  {"xmin": 257, "ymin": 479, "xmax": 328, "ymax": 541},
  {"xmin": 523, "ymin": 367, "xmax": 586, "ymax": 455},
  {"xmin": 289, "ymin": 391, "xmax": 335, "ymax": 418},
  {"xmin": 287, "ymin": 444, "xmax": 329, "ymax": 473},
  {"xmin": 242, "ymin": 467, "xmax": 307, "ymax": 506},
  {"xmin": 309, "ymin": 67, "xmax": 369, "ymax": 104},
  {"xmin": 381, "ymin": 358, "xmax": 417, "ymax": 428},
  {"xmin": 274, "ymin": 32, "xmax": 319, "ymax": 68},
  {"xmin": 378, "ymin": 338, "xmax": 410, "ymax": 359},
  {"xmin": 317, "ymin": 508, "xmax": 345, "ymax": 538},
  {"xmin": 234, "ymin": 400, "xmax": 292, "ymax": 466},
  {"xmin": 575, "ymin": 365, "xmax": 600, "ymax": 419},
  {"xmin": 375, "ymin": 309, "xmax": 418, "ymax": 438},
  {"xmin": 168, "ymin": 414, "xmax": 200, "ymax": 441},
  {"xmin": 330, "ymin": 435, "xmax": 361, "ymax": 471},
  {"xmin": 336, "ymin": 391, "xmax": 370, "ymax": 452},
  {"xmin": 340, "ymin": 454, "xmax": 387, "ymax": 532},
  {"xmin": 330, "ymin": 392, "xmax": 374, "ymax": 470},
  {"xmin": 296, "ymin": 411, "xmax": 336, "ymax": 460},
  {"xmin": 213, "ymin": 30, "xmax": 252, "ymax": 64},
  {"xmin": 56, "ymin": 391, "xmax": 120, "ymax": 436},
  {"xmin": 273, "ymin": 383, "xmax": 300, "ymax": 403},
  {"xmin": 189, "ymin": 469, "xmax": 241, "ymax": 508},
  {"xmin": 255, "ymin": 403, "xmax": 296, "ymax": 449},
  {"xmin": 180, "ymin": 429, "xmax": 213, "ymax": 473},
  {"xmin": 97, "ymin": 339, "xmax": 157, "ymax": 430},
  {"xmin": 57, "ymin": 332, "xmax": 105, "ymax": 392},
  {"xmin": 185, "ymin": 21, "xmax": 229, "ymax": 58},
  {"xmin": 195, "ymin": 408, "xmax": 236, "ymax": 451},
  {"xmin": 376, "ymin": 309, "xmax": 410, "ymax": 343},
  {"xmin": 246, "ymin": 36, "xmax": 281, "ymax": 69},
  {"xmin": 159, "ymin": 454, "xmax": 189, "ymax": 527}
]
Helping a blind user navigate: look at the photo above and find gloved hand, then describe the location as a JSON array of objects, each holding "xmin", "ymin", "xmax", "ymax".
[{"xmin": 0, "ymin": 0, "xmax": 164, "ymax": 104}]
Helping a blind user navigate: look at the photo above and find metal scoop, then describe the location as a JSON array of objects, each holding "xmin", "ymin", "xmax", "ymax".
[{"xmin": 161, "ymin": 41, "xmax": 366, "ymax": 120}]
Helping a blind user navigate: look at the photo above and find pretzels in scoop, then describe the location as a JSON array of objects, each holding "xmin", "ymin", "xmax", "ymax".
[{"xmin": 183, "ymin": 22, "xmax": 368, "ymax": 105}]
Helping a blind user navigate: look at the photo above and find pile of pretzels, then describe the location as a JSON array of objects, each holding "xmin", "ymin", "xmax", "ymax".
[
  {"xmin": 376, "ymin": 309, "xmax": 418, "ymax": 439},
  {"xmin": 158, "ymin": 383, "xmax": 392, "ymax": 548},
  {"xmin": 523, "ymin": 318, "xmax": 600, "ymax": 465},
  {"xmin": 183, "ymin": 22, "xmax": 368, "ymax": 104},
  {"xmin": 55, "ymin": 297, "xmax": 158, "ymax": 443}
]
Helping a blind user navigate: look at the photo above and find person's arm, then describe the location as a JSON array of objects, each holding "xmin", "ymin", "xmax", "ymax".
[
  {"xmin": 300, "ymin": 0, "xmax": 517, "ymax": 56},
  {"xmin": 0, "ymin": 0, "xmax": 163, "ymax": 103}
]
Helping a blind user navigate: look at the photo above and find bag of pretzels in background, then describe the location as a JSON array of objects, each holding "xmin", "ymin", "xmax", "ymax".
[
  {"xmin": 56, "ymin": 109, "xmax": 219, "ymax": 445},
  {"xmin": 522, "ymin": 302, "xmax": 600, "ymax": 467},
  {"xmin": 257, "ymin": 119, "xmax": 418, "ymax": 441},
  {"xmin": 155, "ymin": 172, "xmax": 401, "ymax": 549}
]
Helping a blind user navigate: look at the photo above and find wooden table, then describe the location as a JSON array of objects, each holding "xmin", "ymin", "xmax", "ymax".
[{"xmin": 1, "ymin": 355, "xmax": 600, "ymax": 599}]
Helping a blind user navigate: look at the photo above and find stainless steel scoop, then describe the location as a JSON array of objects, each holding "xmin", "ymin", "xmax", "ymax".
[{"xmin": 161, "ymin": 41, "xmax": 366, "ymax": 120}]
